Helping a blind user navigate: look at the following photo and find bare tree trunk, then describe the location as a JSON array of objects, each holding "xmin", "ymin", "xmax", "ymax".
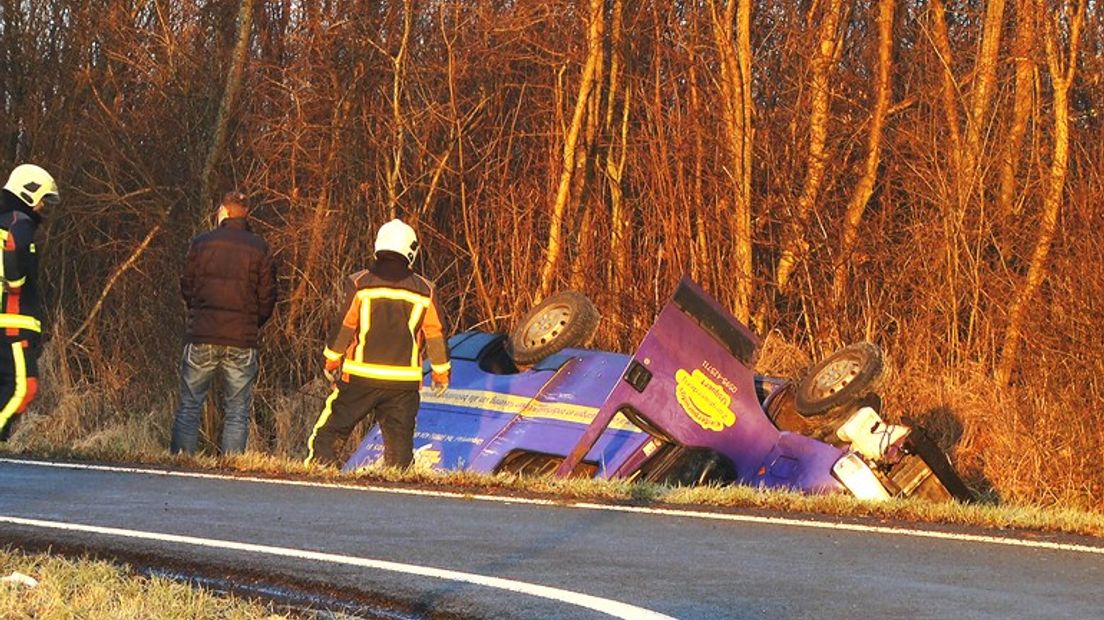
[
  {"xmin": 833, "ymin": 0, "xmax": 894, "ymax": 306},
  {"xmin": 538, "ymin": 0, "xmax": 604, "ymax": 300},
  {"xmin": 735, "ymin": 0, "xmax": 753, "ymax": 322},
  {"xmin": 962, "ymin": 0, "xmax": 1007, "ymax": 187},
  {"xmin": 69, "ymin": 216, "xmax": 166, "ymax": 345},
  {"xmin": 929, "ymin": 0, "xmax": 967, "ymax": 354},
  {"xmin": 385, "ymin": 0, "xmax": 413, "ymax": 218},
  {"xmin": 930, "ymin": 0, "xmax": 962, "ymax": 171},
  {"xmin": 569, "ymin": 4, "xmax": 608, "ymax": 294},
  {"xmin": 775, "ymin": 0, "xmax": 845, "ymax": 294},
  {"xmin": 605, "ymin": 0, "xmax": 631, "ymax": 333},
  {"xmin": 442, "ymin": 5, "xmax": 496, "ymax": 329},
  {"xmin": 199, "ymin": 0, "xmax": 253, "ymax": 214},
  {"xmin": 997, "ymin": 0, "xmax": 1083, "ymax": 385},
  {"xmin": 708, "ymin": 0, "xmax": 754, "ymax": 322},
  {"xmin": 688, "ymin": 57, "xmax": 709, "ymax": 290},
  {"xmin": 998, "ymin": 2, "xmax": 1038, "ymax": 219},
  {"xmin": 1, "ymin": 0, "xmax": 24, "ymax": 160}
]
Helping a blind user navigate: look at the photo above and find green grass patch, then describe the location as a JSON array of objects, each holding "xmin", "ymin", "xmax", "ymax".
[{"xmin": 0, "ymin": 547, "xmax": 296, "ymax": 619}]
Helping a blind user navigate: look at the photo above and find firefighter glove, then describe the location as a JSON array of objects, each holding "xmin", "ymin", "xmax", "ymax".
[
  {"xmin": 431, "ymin": 370, "xmax": 449, "ymax": 395},
  {"xmin": 324, "ymin": 357, "xmax": 342, "ymax": 383}
]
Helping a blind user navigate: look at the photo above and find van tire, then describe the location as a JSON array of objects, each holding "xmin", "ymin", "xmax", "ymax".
[
  {"xmin": 794, "ymin": 342, "xmax": 883, "ymax": 416},
  {"xmin": 509, "ymin": 291, "xmax": 600, "ymax": 365}
]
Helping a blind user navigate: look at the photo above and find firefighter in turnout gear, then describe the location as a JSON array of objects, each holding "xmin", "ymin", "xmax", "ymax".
[
  {"xmin": 0, "ymin": 164, "xmax": 59, "ymax": 442},
  {"xmin": 306, "ymin": 219, "xmax": 451, "ymax": 468}
]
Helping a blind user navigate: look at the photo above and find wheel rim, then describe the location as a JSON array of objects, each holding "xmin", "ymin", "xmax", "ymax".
[
  {"xmin": 521, "ymin": 303, "xmax": 572, "ymax": 348},
  {"xmin": 810, "ymin": 355, "xmax": 862, "ymax": 399}
]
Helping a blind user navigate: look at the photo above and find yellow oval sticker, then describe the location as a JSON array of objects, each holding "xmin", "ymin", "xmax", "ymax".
[{"xmin": 675, "ymin": 368, "xmax": 737, "ymax": 431}]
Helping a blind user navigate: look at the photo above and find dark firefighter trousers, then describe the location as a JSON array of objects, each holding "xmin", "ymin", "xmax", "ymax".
[
  {"xmin": 0, "ymin": 340, "xmax": 39, "ymax": 442},
  {"xmin": 306, "ymin": 379, "xmax": 420, "ymax": 468}
]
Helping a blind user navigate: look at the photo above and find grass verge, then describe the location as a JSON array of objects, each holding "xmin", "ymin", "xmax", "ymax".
[
  {"xmin": 3, "ymin": 444, "xmax": 1103, "ymax": 541},
  {"xmin": 0, "ymin": 547, "xmax": 297, "ymax": 619}
]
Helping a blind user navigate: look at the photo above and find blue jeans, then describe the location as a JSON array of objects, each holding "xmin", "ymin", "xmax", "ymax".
[{"xmin": 171, "ymin": 343, "xmax": 259, "ymax": 455}]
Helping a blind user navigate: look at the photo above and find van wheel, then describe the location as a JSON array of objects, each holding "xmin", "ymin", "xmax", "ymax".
[
  {"xmin": 509, "ymin": 291, "xmax": 600, "ymax": 365},
  {"xmin": 794, "ymin": 342, "xmax": 883, "ymax": 416}
]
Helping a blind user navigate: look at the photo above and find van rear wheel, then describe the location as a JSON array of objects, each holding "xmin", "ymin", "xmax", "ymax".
[
  {"xmin": 509, "ymin": 291, "xmax": 600, "ymax": 365},
  {"xmin": 795, "ymin": 342, "xmax": 883, "ymax": 416}
]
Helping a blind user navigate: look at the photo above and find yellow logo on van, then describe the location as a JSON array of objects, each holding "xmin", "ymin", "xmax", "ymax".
[
  {"xmin": 675, "ymin": 368, "xmax": 737, "ymax": 432},
  {"xmin": 413, "ymin": 443, "xmax": 443, "ymax": 470}
]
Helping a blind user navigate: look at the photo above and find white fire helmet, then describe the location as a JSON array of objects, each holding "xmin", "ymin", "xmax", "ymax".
[
  {"xmin": 374, "ymin": 218, "xmax": 419, "ymax": 265},
  {"xmin": 4, "ymin": 164, "xmax": 60, "ymax": 208}
]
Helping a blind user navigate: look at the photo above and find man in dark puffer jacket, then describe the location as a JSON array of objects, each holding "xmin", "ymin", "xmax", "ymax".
[{"xmin": 171, "ymin": 191, "xmax": 275, "ymax": 455}]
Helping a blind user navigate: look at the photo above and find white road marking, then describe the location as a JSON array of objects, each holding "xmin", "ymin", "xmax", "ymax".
[
  {"xmin": 3, "ymin": 457, "xmax": 1103, "ymax": 556},
  {"xmin": 0, "ymin": 515, "xmax": 674, "ymax": 620}
]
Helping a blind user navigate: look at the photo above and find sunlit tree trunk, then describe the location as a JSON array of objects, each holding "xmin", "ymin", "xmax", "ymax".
[
  {"xmin": 998, "ymin": 0, "xmax": 1084, "ymax": 385},
  {"xmin": 775, "ymin": 0, "xmax": 845, "ymax": 295},
  {"xmin": 568, "ymin": 0, "xmax": 607, "ymax": 293},
  {"xmin": 833, "ymin": 0, "xmax": 895, "ymax": 307},
  {"xmin": 605, "ymin": 0, "xmax": 631, "ymax": 333},
  {"xmin": 688, "ymin": 58, "xmax": 709, "ymax": 290},
  {"xmin": 708, "ymin": 0, "xmax": 754, "ymax": 322},
  {"xmin": 930, "ymin": 0, "xmax": 962, "ymax": 169},
  {"xmin": 199, "ymin": 0, "xmax": 253, "ymax": 214},
  {"xmin": 1, "ymin": 0, "xmax": 24, "ymax": 160},
  {"xmin": 929, "ymin": 0, "xmax": 968, "ymax": 353},
  {"xmin": 962, "ymin": 0, "xmax": 1007, "ymax": 187},
  {"xmin": 538, "ymin": 0, "xmax": 604, "ymax": 300},
  {"xmin": 385, "ymin": 0, "xmax": 413, "ymax": 218},
  {"xmin": 930, "ymin": 0, "xmax": 1007, "ymax": 358},
  {"xmin": 998, "ymin": 2, "xmax": 1038, "ymax": 219}
]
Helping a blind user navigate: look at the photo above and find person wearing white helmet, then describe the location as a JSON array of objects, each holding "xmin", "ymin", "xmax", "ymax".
[
  {"xmin": 0, "ymin": 164, "xmax": 59, "ymax": 442},
  {"xmin": 306, "ymin": 218, "xmax": 451, "ymax": 469}
]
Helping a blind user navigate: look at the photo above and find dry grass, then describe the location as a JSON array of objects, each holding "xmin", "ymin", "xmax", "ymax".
[
  {"xmin": 3, "ymin": 441, "xmax": 1103, "ymax": 541},
  {"xmin": 0, "ymin": 547, "xmax": 297, "ymax": 619},
  {"xmin": 881, "ymin": 354, "xmax": 1104, "ymax": 511},
  {"xmin": 754, "ymin": 330, "xmax": 814, "ymax": 378}
]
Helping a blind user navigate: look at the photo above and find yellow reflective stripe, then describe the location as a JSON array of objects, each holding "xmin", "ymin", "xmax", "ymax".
[
  {"xmin": 357, "ymin": 287, "xmax": 431, "ymax": 307},
  {"xmin": 355, "ymin": 296, "xmax": 371, "ymax": 362},
  {"xmin": 430, "ymin": 361, "xmax": 452, "ymax": 374},
  {"xmin": 6, "ymin": 277, "xmax": 25, "ymax": 289},
  {"xmin": 323, "ymin": 347, "xmax": 343, "ymax": 361},
  {"xmin": 407, "ymin": 304, "xmax": 425, "ymax": 367},
  {"xmin": 305, "ymin": 387, "xmax": 341, "ymax": 465},
  {"xmin": 348, "ymin": 287, "xmax": 430, "ymax": 375},
  {"xmin": 28, "ymin": 244, "xmax": 35, "ymax": 254},
  {"xmin": 0, "ymin": 314, "xmax": 40, "ymax": 332},
  {"xmin": 0, "ymin": 342, "xmax": 27, "ymax": 426},
  {"xmin": 341, "ymin": 360, "xmax": 423, "ymax": 382}
]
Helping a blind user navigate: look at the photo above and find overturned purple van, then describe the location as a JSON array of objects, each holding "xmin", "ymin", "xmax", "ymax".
[{"xmin": 344, "ymin": 278, "xmax": 971, "ymax": 502}]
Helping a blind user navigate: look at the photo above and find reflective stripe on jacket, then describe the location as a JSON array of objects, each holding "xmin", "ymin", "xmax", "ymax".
[{"xmin": 324, "ymin": 258, "xmax": 450, "ymax": 389}]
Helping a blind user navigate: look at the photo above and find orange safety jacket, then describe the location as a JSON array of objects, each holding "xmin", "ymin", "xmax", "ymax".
[{"xmin": 323, "ymin": 266, "xmax": 450, "ymax": 389}]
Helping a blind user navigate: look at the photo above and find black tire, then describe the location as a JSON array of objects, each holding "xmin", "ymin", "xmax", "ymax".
[
  {"xmin": 508, "ymin": 291, "xmax": 600, "ymax": 365},
  {"xmin": 794, "ymin": 341, "xmax": 884, "ymax": 416}
]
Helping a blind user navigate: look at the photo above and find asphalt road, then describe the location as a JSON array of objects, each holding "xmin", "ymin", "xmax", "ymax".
[{"xmin": 2, "ymin": 458, "xmax": 1102, "ymax": 619}]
